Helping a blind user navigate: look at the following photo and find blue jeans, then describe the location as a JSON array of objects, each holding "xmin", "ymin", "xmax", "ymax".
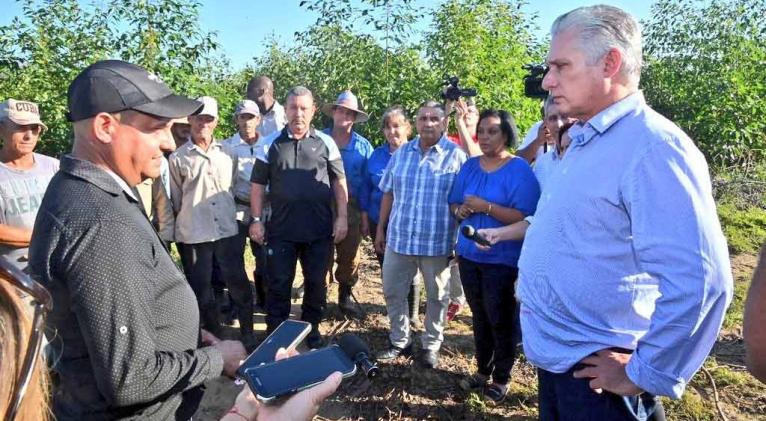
[{"xmin": 538, "ymin": 364, "xmax": 664, "ymax": 421}]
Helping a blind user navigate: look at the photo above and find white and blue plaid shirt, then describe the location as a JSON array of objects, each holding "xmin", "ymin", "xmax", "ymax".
[{"xmin": 379, "ymin": 135, "xmax": 467, "ymax": 256}]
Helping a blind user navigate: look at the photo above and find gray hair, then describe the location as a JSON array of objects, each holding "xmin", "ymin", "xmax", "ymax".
[
  {"xmin": 380, "ymin": 105, "xmax": 411, "ymax": 130},
  {"xmin": 551, "ymin": 5, "xmax": 642, "ymax": 85},
  {"xmin": 286, "ymin": 86, "xmax": 314, "ymax": 102},
  {"xmin": 417, "ymin": 100, "xmax": 445, "ymax": 114}
]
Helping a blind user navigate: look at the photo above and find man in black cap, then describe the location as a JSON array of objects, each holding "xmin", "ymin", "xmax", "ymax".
[{"xmin": 28, "ymin": 60, "xmax": 248, "ymax": 420}]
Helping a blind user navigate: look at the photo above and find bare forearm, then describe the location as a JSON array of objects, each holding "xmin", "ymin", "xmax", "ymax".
[
  {"xmin": 498, "ymin": 220, "xmax": 530, "ymax": 241},
  {"xmin": 486, "ymin": 203, "xmax": 525, "ymax": 225},
  {"xmin": 517, "ymin": 136, "xmax": 546, "ymax": 163},
  {"xmin": 457, "ymin": 123, "xmax": 481, "ymax": 157},
  {"xmin": 0, "ymin": 224, "xmax": 32, "ymax": 247},
  {"xmin": 378, "ymin": 192, "xmax": 393, "ymax": 230},
  {"xmin": 250, "ymin": 183, "xmax": 265, "ymax": 218},
  {"xmin": 745, "ymin": 243, "xmax": 766, "ymax": 383},
  {"xmin": 332, "ymin": 178, "xmax": 349, "ymax": 218}
]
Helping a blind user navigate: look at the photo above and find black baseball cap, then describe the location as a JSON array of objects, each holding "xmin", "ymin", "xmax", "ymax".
[{"xmin": 67, "ymin": 60, "xmax": 203, "ymax": 122}]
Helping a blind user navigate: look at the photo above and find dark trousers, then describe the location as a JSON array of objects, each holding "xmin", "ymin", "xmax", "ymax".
[
  {"xmin": 236, "ymin": 222, "xmax": 267, "ymax": 306},
  {"xmin": 538, "ymin": 365, "xmax": 663, "ymax": 421},
  {"xmin": 458, "ymin": 257, "xmax": 518, "ymax": 385},
  {"xmin": 182, "ymin": 235, "xmax": 253, "ymax": 336},
  {"xmin": 264, "ymin": 236, "xmax": 332, "ymax": 332}
]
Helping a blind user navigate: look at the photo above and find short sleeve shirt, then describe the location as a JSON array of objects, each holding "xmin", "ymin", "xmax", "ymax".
[
  {"xmin": 0, "ymin": 153, "xmax": 59, "ymax": 269},
  {"xmin": 379, "ymin": 136, "xmax": 467, "ymax": 256},
  {"xmin": 448, "ymin": 156, "xmax": 540, "ymax": 266},
  {"xmin": 251, "ymin": 128, "xmax": 345, "ymax": 242}
]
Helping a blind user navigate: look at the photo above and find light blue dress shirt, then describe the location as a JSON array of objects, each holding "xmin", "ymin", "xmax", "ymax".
[
  {"xmin": 517, "ymin": 92, "xmax": 733, "ymax": 399},
  {"xmin": 379, "ymin": 136, "xmax": 467, "ymax": 256}
]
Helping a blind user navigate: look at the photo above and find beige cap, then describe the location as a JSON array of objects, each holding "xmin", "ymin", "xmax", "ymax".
[
  {"xmin": 0, "ymin": 99, "xmax": 47, "ymax": 130},
  {"xmin": 195, "ymin": 96, "xmax": 218, "ymax": 118},
  {"xmin": 234, "ymin": 99, "xmax": 261, "ymax": 117},
  {"xmin": 173, "ymin": 116, "xmax": 190, "ymax": 125}
]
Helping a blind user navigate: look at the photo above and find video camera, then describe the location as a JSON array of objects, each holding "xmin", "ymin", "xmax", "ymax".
[
  {"xmin": 440, "ymin": 75, "xmax": 477, "ymax": 101},
  {"xmin": 522, "ymin": 64, "xmax": 549, "ymax": 99}
]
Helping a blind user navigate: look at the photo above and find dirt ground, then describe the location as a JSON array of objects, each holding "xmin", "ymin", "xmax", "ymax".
[{"xmin": 193, "ymin": 242, "xmax": 766, "ymax": 420}]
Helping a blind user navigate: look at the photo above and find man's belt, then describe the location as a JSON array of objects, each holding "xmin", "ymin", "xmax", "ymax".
[{"xmin": 235, "ymin": 197, "xmax": 250, "ymax": 206}]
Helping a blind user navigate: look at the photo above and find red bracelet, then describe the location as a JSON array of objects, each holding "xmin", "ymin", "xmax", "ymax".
[{"xmin": 226, "ymin": 406, "xmax": 250, "ymax": 421}]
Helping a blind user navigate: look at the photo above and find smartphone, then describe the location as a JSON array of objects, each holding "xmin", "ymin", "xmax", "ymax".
[
  {"xmin": 241, "ymin": 345, "xmax": 357, "ymax": 402},
  {"xmin": 236, "ymin": 320, "xmax": 311, "ymax": 379}
]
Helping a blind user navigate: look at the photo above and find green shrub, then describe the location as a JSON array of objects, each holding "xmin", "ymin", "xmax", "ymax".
[{"xmin": 717, "ymin": 203, "xmax": 766, "ymax": 255}]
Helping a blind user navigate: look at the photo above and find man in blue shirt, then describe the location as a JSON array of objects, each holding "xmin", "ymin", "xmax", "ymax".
[
  {"xmin": 518, "ymin": 6, "xmax": 733, "ymax": 420},
  {"xmin": 321, "ymin": 91, "xmax": 373, "ymax": 317},
  {"xmin": 374, "ymin": 100, "xmax": 467, "ymax": 368}
]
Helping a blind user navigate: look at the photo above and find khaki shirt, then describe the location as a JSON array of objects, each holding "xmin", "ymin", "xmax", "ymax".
[{"xmin": 168, "ymin": 140, "xmax": 238, "ymax": 244}]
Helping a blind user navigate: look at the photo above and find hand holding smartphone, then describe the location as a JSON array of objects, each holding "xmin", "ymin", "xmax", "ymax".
[{"xmin": 236, "ymin": 319, "xmax": 312, "ymax": 379}]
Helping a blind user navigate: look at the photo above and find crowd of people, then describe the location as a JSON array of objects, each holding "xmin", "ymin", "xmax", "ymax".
[{"xmin": 1, "ymin": 4, "xmax": 764, "ymax": 421}]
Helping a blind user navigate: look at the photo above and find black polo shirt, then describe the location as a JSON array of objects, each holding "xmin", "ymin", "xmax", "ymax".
[
  {"xmin": 29, "ymin": 155, "xmax": 223, "ymax": 420},
  {"xmin": 251, "ymin": 127, "xmax": 345, "ymax": 242}
]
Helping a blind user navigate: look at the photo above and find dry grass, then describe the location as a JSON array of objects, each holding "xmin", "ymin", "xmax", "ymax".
[{"xmin": 194, "ymin": 241, "xmax": 766, "ymax": 420}]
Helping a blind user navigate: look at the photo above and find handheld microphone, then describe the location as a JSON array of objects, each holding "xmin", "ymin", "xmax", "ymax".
[
  {"xmin": 461, "ymin": 225, "xmax": 491, "ymax": 247},
  {"xmin": 338, "ymin": 333, "xmax": 379, "ymax": 379}
]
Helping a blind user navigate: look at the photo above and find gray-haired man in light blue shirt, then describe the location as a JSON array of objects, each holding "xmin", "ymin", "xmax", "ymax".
[{"xmin": 517, "ymin": 5, "xmax": 732, "ymax": 420}]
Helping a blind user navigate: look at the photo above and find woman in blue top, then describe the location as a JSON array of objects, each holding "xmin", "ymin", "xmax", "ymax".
[
  {"xmin": 364, "ymin": 106, "xmax": 422, "ymax": 328},
  {"xmin": 448, "ymin": 109, "xmax": 540, "ymax": 404}
]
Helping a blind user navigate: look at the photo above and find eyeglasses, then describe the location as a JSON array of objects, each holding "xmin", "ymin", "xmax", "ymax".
[{"xmin": 0, "ymin": 258, "xmax": 52, "ymax": 421}]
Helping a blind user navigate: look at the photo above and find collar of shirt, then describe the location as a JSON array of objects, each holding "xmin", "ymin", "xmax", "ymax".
[
  {"xmin": 226, "ymin": 133, "xmax": 259, "ymax": 147},
  {"xmin": 188, "ymin": 139, "xmax": 222, "ymax": 154},
  {"xmin": 286, "ymin": 127, "xmax": 316, "ymax": 140},
  {"xmin": 322, "ymin": 128, "xmax": 363, "ymax": 151},
  {"xmin": 570, "ymin": 91, "xmax": 645, "ymax": 148},
  {"xmin": 59, "ymin": 155, "xmax": 138, "ymax": 201},
  {"xmin": 262, "ymin": 100, "xmax": 280, "ymax": 116},
  {"xmin": 407, "ymin": 134, "xmax": 449, "ymax": 154}
]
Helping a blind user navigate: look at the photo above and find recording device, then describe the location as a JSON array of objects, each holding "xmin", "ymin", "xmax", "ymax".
[
  {"xmin": 461, "ymin": 224, "xmax": 491, "ymax": 247},
  {"xmin": 440, "ymin": 75, "xmax": 477, "ymax": 101},
  {"xmin": 241, "ymin": 345, "xmax": 357, "ymax": 403},
  {"xmin": 236, "ymin": 320, "xmax": 311, "ymax": 378},
  {"xmin": 522, "ymin": 63, "xmax": 549, "ymax": 99},
  {"xmin": 338, "ymin": 333, "xmax": 379, "ymax": 379}
]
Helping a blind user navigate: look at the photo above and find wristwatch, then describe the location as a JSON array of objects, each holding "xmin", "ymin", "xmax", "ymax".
[{"xmin": 250, "ymin": 216, "xmax": 263, "ymax": 224}]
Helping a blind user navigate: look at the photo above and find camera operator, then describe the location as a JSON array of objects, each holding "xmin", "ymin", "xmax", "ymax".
[
  {"xmin": 444, "ymin": 98, "xmax": 482, "ymax": 157},
  {"xmin": 516, "ymin": 96, "xmax": 575, "ymax": 164}
]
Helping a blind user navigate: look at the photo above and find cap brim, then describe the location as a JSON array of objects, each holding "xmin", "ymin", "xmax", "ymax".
[
  {"xmin": 7, "ymin": 116, "xmax": 48, "ymax": 132},
  {"xmin": 321, "ymin": 104, "xmax": 369, "ymax": 123},
  {"xmin": 132, "ymin": 94, "xmax": 203, "ymax": 120}
]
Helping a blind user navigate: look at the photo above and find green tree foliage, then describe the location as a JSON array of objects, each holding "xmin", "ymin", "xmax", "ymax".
[
  {"xmin": 425, "ymin": 0, "xmax": 545, "ymax": 135},
  {"xmin": 641, "ymin": 0, "xmax": 766, "ymax": 167},
  {"xmin": 0, "ymin": 0, "xmax": 111, "ymax": 155},
  {"xmin": 0, "ymin": 0, "xmax": 232, "ymax": 155},
  {"xmin": 253, "ymin": 0, "xmax": 544, "ymax": 145},
  {"xmin": 252, "ymin": 0, "xmax": 437, "ymax": 144}
]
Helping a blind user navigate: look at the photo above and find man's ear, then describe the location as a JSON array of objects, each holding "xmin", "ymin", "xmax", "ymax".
[
  {"xmin": 603, "ymin": 48, "xmax": 623, "ymax": 79},
  {"xmin": 91, "ymin": 112, "xmax": 119, "ymax": 144}
]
